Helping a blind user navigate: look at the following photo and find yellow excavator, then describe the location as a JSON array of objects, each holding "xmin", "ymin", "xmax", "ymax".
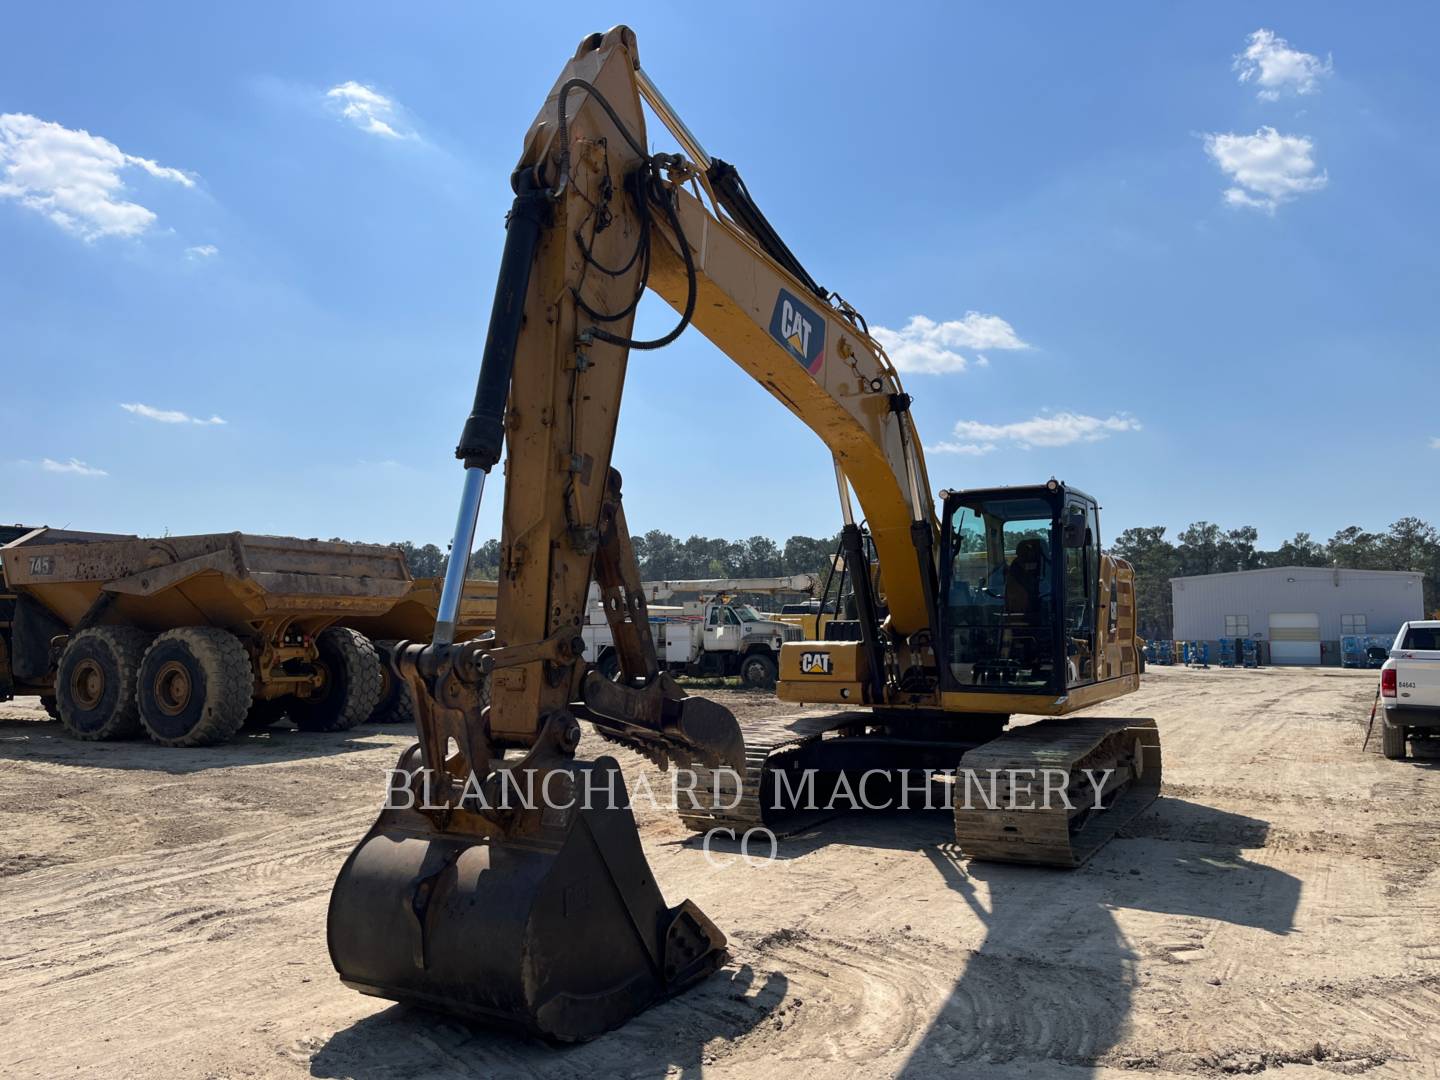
[{"xmin": 328, "ymin": 26, "xmax": 1159, "ymax": 1041}]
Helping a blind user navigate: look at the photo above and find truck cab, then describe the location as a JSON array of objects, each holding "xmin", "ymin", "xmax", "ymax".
[
  {"xmin": 584, "ymin": 594, "xmax": 801, "ymax": 689},
  {"xmin": 1379, "ymin": 620, "xmax": 1440, "ymax": 760},
  {"xmin": 704, "ymin": 601, "xmax": 795, "ymax": 659}
]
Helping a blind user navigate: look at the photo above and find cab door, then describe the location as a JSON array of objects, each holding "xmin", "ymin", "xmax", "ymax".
[
  {"xmin": 1061, "ymin": 500, "xmax": 1101, "ymax": 687},
  {"xmin": 704, "ymin": 604, "xmax": 743, "ymax": 653}
]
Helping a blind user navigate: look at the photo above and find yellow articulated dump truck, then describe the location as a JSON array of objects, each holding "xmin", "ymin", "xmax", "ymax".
[{"xmin": 0, "ymin": 526, "xmax": 416, "ymax": 746}]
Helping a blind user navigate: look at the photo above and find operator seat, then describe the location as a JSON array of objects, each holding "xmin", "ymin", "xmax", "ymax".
[
  {"xmin": 1005, "ymin": 539, "xmax": 1048, "ymax": 618},
  {"xmin": 1000, "ymin": 538, "xmax": 1050, "ymax": 677}
]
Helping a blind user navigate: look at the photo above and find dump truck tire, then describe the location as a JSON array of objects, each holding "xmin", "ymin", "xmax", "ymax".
[
  {"xmin": 1382, "ymin": 717, "xmax": 1407, "ymax": 760},
  {"xmin": 739, "ymin": 652, "xmax": 778, "ymax": 690},
  {"xmin": 372, "ymin": 664, "xmax": 415, "ymax": 725},
  {"xmin": 376, "ymin": 679, "xmax": 417, "ymax": 725},
  {"xmin": 40, "ymin": 695, "xmax": 60, "ymax": 720},
  {"xmin": 138, "ymin": 627, "xmax": 253, "ymax": 747},
  {"xmin": 290, "ymin": 628, "xmax": 381, "ymax": 733},
  {"xmin": 368, "ymin": 641, "xmax": 415, "ymax": 725},
  {"xmin": 243, "ymin": 697, "xmax": 289, "ymax": 730},
  {"xmin": 56, "ymin": 626, "xmax": 150, "ymax": 740}
]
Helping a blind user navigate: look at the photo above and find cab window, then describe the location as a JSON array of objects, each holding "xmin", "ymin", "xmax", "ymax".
[
  {"xmin": 1403, "ymin": 626, "xmax": 1440, "ymax": 650},
  {"xmin": 944, "ymin": 495, "xmax": 1056, "ymax": 691}
]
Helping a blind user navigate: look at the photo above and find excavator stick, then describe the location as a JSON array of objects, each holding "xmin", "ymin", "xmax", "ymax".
[{"xmin": 328, "ymin": 26, "xmax": 739, "ymax": 1039}]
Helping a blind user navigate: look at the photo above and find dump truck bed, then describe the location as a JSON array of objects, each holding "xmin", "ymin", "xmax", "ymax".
[
  {"xmin": 1, "ymin": 529, "xmax": 412, "ymax": 636},
  {"xmin": 345, "ymin": 578, "xmax": 497, "ymax": 643}
]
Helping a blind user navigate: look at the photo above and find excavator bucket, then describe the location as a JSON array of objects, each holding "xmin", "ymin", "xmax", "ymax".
[{"xmin": 327, "ymin": 752, "xmax": 726, "ymax": 1041}]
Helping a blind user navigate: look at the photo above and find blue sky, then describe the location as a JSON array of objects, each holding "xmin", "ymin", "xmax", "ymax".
[{"xmin": 2, "ymin": 3, "xmax": 1436, "ymax": 551}]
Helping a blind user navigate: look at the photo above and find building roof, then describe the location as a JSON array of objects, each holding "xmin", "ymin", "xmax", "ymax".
[{"xmin": 1169, "ymin": 565, "xmax": 1425, "ymax": 584}]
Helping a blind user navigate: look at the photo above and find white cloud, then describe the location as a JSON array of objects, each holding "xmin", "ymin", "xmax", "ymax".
[
  {"xmin": 0, "ymin": 113, "xmax": 195, "ymax": 240},
  {"xmin": 1204, "ymin": 127, "xmax": 1327, "ymax": 213},
  {"xmin": 928, "ymin": 412, "xmax": 1141, "ymax": 455},
  {"xmin": 1430, "ymin": 437, "xmax": 1440, "ymax": 450},
  {"xmin": 325, "ymin": 81, "xmax": 414, "ymax": 139},
  {"xmin": 185, "ymin": 244, "xmax": 218, "ymax": 259},
  {"xmin": 930, "ymin": 441, "xmax": 996, "ymax": 456},
  {"xmin": 41, "ymin": 457, "xmax": 107, "ymax": 477},
  {"xmin": 870, "ymin": 313, "xmax": 1030, "ymax": 374},
  {"xmin": 1235, "ymin": 29, "xmax": 1332, "ymax": 101},
  {"xmin": 121, "ymin": 402, "xmax": 226, "ymax": 426}
]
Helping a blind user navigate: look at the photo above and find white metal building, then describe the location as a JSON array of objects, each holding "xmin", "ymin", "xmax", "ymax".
[{"xmin": 1170, "ymin": 567, "xmax": 1426, "ymax": 665}]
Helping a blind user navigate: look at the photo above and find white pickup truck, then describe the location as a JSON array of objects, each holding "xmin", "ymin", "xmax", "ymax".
[
  {"xmin": 1379, "ymin": 620, "xmax": 1440, "ymax": 760},
  {"xmin": 584, "ymin": 598, "xmax": 801, "ymax": 689}
]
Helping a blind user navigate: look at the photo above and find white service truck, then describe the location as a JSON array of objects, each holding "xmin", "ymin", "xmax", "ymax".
[
  {"xmin": 582, "ymin": 579, "xmax": 812, "ymax": 689},
  {"xmin": 1379, "ymin": 620, "xmax": 1440, "ymax": 760}
]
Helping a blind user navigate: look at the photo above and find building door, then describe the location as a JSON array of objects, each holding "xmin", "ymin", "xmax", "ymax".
[{"xmin": 1269, "ymin": 612, "xmax": 1321, "ymax": 665}]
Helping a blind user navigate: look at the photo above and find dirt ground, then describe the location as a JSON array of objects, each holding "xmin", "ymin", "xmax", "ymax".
[{"xmin": 3, "ymin": 665, "xmax": 1439, "ymax": 1079}]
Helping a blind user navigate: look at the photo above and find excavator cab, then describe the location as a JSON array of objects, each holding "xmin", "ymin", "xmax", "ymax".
[{"xmin": 939, "ymin": 481, "xmax": 1102, "ymax": 695}]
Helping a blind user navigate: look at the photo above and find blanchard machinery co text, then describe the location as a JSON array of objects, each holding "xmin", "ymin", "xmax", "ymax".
[{"xmin": 383, "ymin": 765, "xmax": 1120, "ymax": 815}]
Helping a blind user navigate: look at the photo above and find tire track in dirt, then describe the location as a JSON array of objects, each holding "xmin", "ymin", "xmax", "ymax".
[
  {"xmin": 721, "ymin": 925, "xmax": 1133, "ymax": 1071},
  {"xmin": 0, "ymin": 803, "xmax": 381, "ymax": 1026},
  {"xmin": 0, "ymin": 808, "xmax": 372, "ymax": 923},
  {"xmin": 1132, "ymin": 973, "xmax": 1440, "ymax": 1076}
]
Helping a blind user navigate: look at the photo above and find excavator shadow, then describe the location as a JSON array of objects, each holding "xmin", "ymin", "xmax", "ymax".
[
  {"xmin": 310, "ymin": 961, "xmax": 788, "ymax": 1079},
  {"xmin": 0, "ymin": 712, "xmax": 403, "ymax": 774},
  {"xmin": 897, "ymin": 798, "xmax": 1301, "ymax": 1075}
]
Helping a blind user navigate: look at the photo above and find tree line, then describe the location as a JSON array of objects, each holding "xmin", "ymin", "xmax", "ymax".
[
  {"xmin": 392, "ymin": 532, "xmax": 843, "ymax": 587},
  {"xmin": 391, "ymin": 517, "xmax": 1440, "ymax": 639},
  {"xmin": 1110, "ymin": 518, "xmax": 1440, "ymax": 639}
]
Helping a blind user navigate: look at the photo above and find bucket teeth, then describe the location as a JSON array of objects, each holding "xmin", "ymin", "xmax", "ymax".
[{"xmin": 587, "ymin": 693, "xmax": 747, "ymax": 776}]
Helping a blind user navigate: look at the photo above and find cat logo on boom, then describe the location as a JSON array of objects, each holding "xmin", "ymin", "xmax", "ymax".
[{"xmin": 768, "ymin": 287, "xmax": 825, "ymax": 375}]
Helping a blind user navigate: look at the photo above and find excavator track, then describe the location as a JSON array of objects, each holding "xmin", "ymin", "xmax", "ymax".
[
  {"xmin": 674, "ymin": 713, "xmax": 1161, "ymax": 871},
  {"xmin": 953, "ymin": 716, "xmax": 1161, "ymax": 867},
  {"xmin": 676, "ymin": 714, "xmax": 848, "ymax": 834}
]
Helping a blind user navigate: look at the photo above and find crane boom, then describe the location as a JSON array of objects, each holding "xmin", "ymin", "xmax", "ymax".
[{"xmin": 627, "ymin": 575, "xmax": 820, "ymax": 602}]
